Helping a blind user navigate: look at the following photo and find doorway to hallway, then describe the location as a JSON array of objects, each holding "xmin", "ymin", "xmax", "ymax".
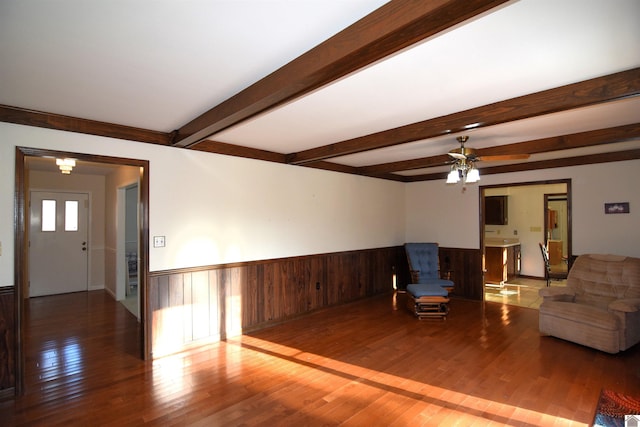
[{"xmin": 14, "ymin": 146, "xmax": 150, "ymax": 395}]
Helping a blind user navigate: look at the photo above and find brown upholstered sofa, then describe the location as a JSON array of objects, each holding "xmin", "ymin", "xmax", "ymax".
[{"xmin": 538, "ymin": 254, "xmax": 640, "ymax": 354}]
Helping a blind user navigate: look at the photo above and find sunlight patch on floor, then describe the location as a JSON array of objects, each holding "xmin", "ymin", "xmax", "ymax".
[{"xmin": 223, "ymin": 335, "xmax": 578, "ymax": 425}]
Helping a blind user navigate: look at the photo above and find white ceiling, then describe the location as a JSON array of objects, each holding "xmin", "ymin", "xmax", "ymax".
[
  {"xmin": 2, "ymin": 0, "xmax": 639, "ymax": 179},
  {"xmin": 0, "ymin": 0, "xmax": 389, "ymax": 131}
]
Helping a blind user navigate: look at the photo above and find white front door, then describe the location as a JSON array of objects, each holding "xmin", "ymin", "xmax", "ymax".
[{"xmin": 29, "ymin": 191, "xmax": 89, "ymax": 297}]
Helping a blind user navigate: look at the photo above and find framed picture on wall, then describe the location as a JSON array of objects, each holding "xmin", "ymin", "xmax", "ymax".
[{"xmin": 604, "ymin": 202, "xmax": 630, "ymax": 214}]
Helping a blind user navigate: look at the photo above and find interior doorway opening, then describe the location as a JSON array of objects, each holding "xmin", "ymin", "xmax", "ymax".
[
  {"xmin": 14, "ymin": 146, "xmax": 150, "ymax": 395},
  {"xmin": 480, "ymin": 179, "xmax": 572, "ymax": 309}
]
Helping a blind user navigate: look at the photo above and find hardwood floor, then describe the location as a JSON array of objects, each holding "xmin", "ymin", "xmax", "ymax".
[{"xmin": 2, "ymin": 290, "xmax": 639, "ymax": 426}]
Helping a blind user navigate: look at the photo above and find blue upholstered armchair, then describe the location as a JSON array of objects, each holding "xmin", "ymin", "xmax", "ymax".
[
  {"xmin": 405, "ymin": 243, "xmax": 454, "ymax": 290},
  {"xmin": 404, "ymin": 243, "xmax": 454, "ymax": 319}
]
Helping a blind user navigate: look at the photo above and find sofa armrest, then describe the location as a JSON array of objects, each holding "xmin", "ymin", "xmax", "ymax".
[
  {"xmin": 609, "ymin": 298, "xmax": 640, "ymax": 313},
  {"xmin": 539, "ymin": 286, "xmax": 576, "ymax": 302}
]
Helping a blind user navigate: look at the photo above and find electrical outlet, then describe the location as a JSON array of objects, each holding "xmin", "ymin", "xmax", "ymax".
[{"xmin": 153, "ymin": 236, "xmax": 166, "ymax": 248}]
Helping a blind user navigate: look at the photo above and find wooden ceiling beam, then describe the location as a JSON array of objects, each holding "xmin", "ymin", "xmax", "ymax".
[
  {"xmin": 190, "ymin": 140, "xmax": 286, "ymax": 164},
  {"xmin": 359, "ymin": 123, "xmax": 640, "ymax": 174},
  {"xmin": 0, "ymin": 104, "xmax": 171, "ymax": 146},
  {"xmin": 358, "ymin": 154, "xmax": 453, "ymax": 175},
  {"xmin": 172, "ymin": 0, "xmax": 510, "ymax": 149},
  {"xmin": 405, "ymin": 149, "xmax": 640, "ymax": 182},
  {"xmin": 287, "ymin": 68, "xmax": 640, "ymax": 165},
  {"xmin": 477, "ymin": 123, "xmax": 640, "ymax": 157}
]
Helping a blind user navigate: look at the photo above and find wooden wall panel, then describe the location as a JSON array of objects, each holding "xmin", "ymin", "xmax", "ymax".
[
  {"xmin": 307, "ymin": 257, "xmax": 326, "ymax": 312},
  {"xmin": 208, "ymin": 270, "xmax": 221, "ymax": 342},
  {"xmin": 148, "ymin": 246, "xmax": 403, "ymax": 358},
  {"xmin": 261, "ymin": 263, "xmax": 276, "ymax": 323},
  {"xmin": 225, "ymin": 267, "xmax": 243, "ymax": 337},
  {"xmin": 192, "ymin": 271, "xmax": 210, "ymax": 341},
  {"xmin": 168, "ymin": 274, "xmax": 184, "ymax": 346},
  {"xmin": 355, "ymin": 252, "xmax": 369, "ymax": 300},
  {"xmin": 183, "ymin": 273, "xmax": 193, "ymax": 343},
  {"xmin": 241, "ymin": 265, "xmax": 259, "ymax": 328},
  {"xmin": 0, "ymin": 288, "xmax": 15, "ymax": 395},
  {"xmin": 438, "ymin": 247, "xmax": 483, "ymax": 300}
]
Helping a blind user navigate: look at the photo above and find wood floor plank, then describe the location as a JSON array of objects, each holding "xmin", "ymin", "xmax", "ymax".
[{"xmin": 1, "ymin": 290, "xmax": 639, "ymax": 426}]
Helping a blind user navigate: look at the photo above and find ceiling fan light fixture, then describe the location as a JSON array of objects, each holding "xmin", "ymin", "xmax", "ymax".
[
  {"xmin": 445, "ymin": 136, "xmax": 483, "ymax": 186},
  {"xmin": 446, "ymin": 167, "xmax": 460, "ymax": 184},
  {"xmin": 466, "ymin": 167, "xmax": 480, "ymax": 183}
]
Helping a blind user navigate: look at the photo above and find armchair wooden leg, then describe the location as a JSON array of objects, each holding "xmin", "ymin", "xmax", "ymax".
[{"xmin": 406, "ymin": 294, "xmax": 449, "ymax": 320}]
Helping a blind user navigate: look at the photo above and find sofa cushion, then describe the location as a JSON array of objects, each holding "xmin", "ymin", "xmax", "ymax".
[
  {"xmin": 568, "ymin": 254, "xmax": 640, "ymax": 300},
  {"xmin": 539, "ymin": 301, "xmax": 619, "ymax": 331}
]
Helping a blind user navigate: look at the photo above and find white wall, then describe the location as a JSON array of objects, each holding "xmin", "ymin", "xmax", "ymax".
[
  {"xmin": 105, "ymin": 165, "xmax": 140, "ymax": 296},
  {"xmin": 2, "ymin": 122, "xmax": 638, "ymax": 289},
  {"xmin": 153, "ymin": 148, "xmax": 406, "ymax": 271},
  {"xmin": 406, "ymin": 158, "xmax": 640, "ymax": 263},
  {"xmin": 0, "ymin": 122, "xmax": 406, "ymax": 286}
]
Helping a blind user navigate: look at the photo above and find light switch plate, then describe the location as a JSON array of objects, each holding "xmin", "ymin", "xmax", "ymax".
[{"xmin": 153, "ymin": 236, "xmax": 166, "ymax": 248}]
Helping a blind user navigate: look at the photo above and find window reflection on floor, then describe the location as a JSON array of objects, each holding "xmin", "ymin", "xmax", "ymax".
[{"xmin": 36, "ymin": 338, "xmax": 83, "ymax": 382}]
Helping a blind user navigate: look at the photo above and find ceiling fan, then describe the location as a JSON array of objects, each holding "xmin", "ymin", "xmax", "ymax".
[
  {"xmin": 447, "ymin": 136, "xmax": 531, "ymax": 163},
  {"xmin": 446, "ymin": 136, "xmax": 530, "ymax": 185}
]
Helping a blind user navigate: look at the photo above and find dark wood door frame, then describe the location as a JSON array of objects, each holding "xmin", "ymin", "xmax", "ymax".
[{"xmin": 14, "ymin": 146, "xmax": 150, "ymax": 395}]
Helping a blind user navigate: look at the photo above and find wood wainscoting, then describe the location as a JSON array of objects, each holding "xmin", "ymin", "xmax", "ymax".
[
  {"xmin": 0, "ymin": 287, "xmax": 15, "ymax": 398},
  {"xmin": 148, "ymin": 245, "xmax": 482, "ymax": 358},
  {"xmin": 438, "ymin": 247, "xmax": 483, "ymax": 301},
  {"xmin": 149, "ymin": 246, "xmax": 406, "ymax": 358}
]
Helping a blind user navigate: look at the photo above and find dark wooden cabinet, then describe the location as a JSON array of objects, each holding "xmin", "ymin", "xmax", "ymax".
[
  {"xmin": 485, "ymin": 196, "xmax": 508, "ymax": 225},
  {"xmin": 485, "ymin": 246, "xmax": 507, "ymax": 284},
  {"xmin": 485, "ymin": 244, "xmax": 520, "ymax": 285}
]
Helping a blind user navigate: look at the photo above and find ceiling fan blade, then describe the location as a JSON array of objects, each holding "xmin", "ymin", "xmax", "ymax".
[
  {"xmin": 478, "ymin": 153, "xmax": 531, "ymax": 161},
  {"xmin": 448, "ymin": 152, "xmax": 467, "ymax": 160}
]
